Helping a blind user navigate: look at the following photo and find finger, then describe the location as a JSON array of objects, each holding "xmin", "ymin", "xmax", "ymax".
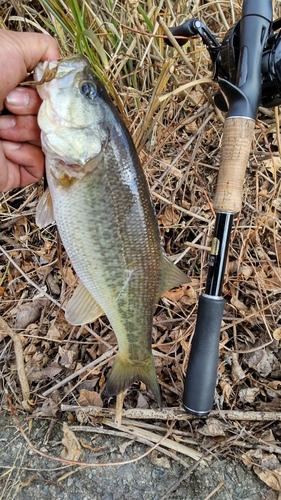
[
  {"xmin": 5, "ymin": 87, "xmax": 42, "ymax": 115},
  {"xmin": 0, "ymin": 115, "xmax": 41, "ymax": 146},
  {"xmin": 0, "ymin": 144, "xmax": 10, "ymax": 191},
  {"xmin": 0, "ymin": 156, "xmax": 41, "ymax": 192},
  {"xmin": 0, "ymin": 30, "xmax": 60, "ymax": 106},
  {"xmin": 1, "ymin": 141, "xmax": 44, "ymax": 190}
]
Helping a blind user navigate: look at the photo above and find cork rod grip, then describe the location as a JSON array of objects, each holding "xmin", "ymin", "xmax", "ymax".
[{"xmin": 213, "ymin": 117, "xmax": 255, "ymax": 213}]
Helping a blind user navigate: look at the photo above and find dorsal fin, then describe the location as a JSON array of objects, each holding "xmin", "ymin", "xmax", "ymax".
[{"xmin": 159, "ymin": 254, "xmax": 190, "ymax": 296}]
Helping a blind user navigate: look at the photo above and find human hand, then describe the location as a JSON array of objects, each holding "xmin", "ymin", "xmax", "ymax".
[{"xmin": 0, "ymin": 30, "xmax": 60, "ymax": 192}]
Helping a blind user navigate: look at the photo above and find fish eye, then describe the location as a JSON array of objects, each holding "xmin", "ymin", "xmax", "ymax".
[{"xmin": 80, "ymin": 81, "xmax": 97, "ymax": 99}]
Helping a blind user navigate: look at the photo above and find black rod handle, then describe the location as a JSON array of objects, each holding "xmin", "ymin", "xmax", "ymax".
[{"xmin": 183, "ymin": 294, "xmax": 225, "ymax": 416}]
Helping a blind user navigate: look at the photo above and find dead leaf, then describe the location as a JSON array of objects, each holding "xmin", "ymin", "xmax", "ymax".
[
  {"xmin": 159, "ymin": 206, "xmax": 180, "ymax": 228},
  {"xmin": 240, "ymin": 264, "xmax": 253, "ymax": 279},
  {"xmin": 239, "ymin": 387, "xmax": 260, "ymax": 403},
  {"xmin": 273, "ymin": 328, "xmax": 281, "ymax": 341},
  {"xmin": 254, "ymin": 455, "xmax": 281, "ymax": 491},
  {"xmin": 244, "ymin": 349, "xmax": 279, "ymax": 377},
  {"xmin": 149, "ymin": 450, "xmax": 171, "ymax": 469},
  {"xmin": 86, "ymin": 345, "xmax": 99, "ymax": 360},
  {"xmin": 198, "ymin": 418, "xmax": 227, "ymax": 437},
  {"xmin": 24, "ymin": 344, "xmax": 37, "ymax": 357},
  {"xmin": 162, "ymin": 284, "xmax": 193, "ymax": 305},
  {"xmin": 189, "ymin": 88, "xmax": 205, "ymax": 106},
  {"xmin": 58, "ymin": 346, "xmax": 78, "ymax": 369},
  {"xmin": 263, "ymin": 157, "xmax": 281, "ymax": 175},
  {"xmin": 219, "ymin": 380, "xmax": 232, "ymax": 404},
  {"xmin": 263, "ymin": 276, "xmax": 281, "ymax": 293},
  {"xmin": 118, "ymin": 440, "xmax": 135, "ymax": 455},
  {"xmin": 46, "ymin": 273, "xmax": 61, "ymax": 295},
  {"xmin": 14, "ymin": 300, "xmax": 44, "ymax": 329},
  {"xmin": 33, "ymin": 398, "xmax": 60, "ymax": 418},
  {"xmin": 269, "ymin": 242, "xmax": 281, "ymax": 261},
  {"xmin": 61, "ymin": 422, "xmax": 82, "ymax": 461},
  {"xmin": 267, "ymin": 381, "xmax": 281, "ymax": 391},
  {"xmin": 136, "ymin": 393, "xmax": 149, "ymax": 409},
  {"xmin": 64, "ymin": 267, "xmax": 77, "ymax": 287},
  {"xmin": 41, "ymin": 363, "xmax": 63, "ymax": 379},
  {"xmin": 241, "ymin": 449, "xmax": 263, "ymax": 467},
  {"xmin": 260, "ymin": 430, "xmax": 277, "ymax": 445},
  {"xmin": 78, "ymin": 389, "xmax": 103, "ymax": 407},
  {"xmin": 181, "ymin": 200, "xmax": 191, "ymax": 210},
  {"xmin": 242, "ymin": 450, "xmax": 281, "ymax": 491},
  {"xmin": 230, "ymin": 296, "xmax": 249, "ymax": 316},
  {"xmin": 231, "ymin": 352, "xmax": 246, "ymax": 383},
  {"xmin": 47, "ymin": 322, "xmax": 63, "ymax": 340},
  {"xmin": 77, "ymin": 379, "xmax": 99, "ymax": 391}
]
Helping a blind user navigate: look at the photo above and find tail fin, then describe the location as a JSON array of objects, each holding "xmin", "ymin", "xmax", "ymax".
[{"xmin": 106, "ymin": 352, "xmax": 162, "ymax": 407}]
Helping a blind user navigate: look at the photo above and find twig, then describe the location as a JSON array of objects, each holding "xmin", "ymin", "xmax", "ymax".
[
  {"xmin": 71, "ymin": 425, "xmax": 195, "ymax": 469},
  {"xmin": 115, "ymin": 391, "xmax": 125, "ymax": 427},
  {"xmin": 60, "ymin": 405, "xmax": 281, "ymax": 422},
  {"xmin": 152, "ymin": 192, "xmax": 209, "ymax": 223},
  {"xmin": 103, "ymin": 419, "xmax": 203, "ymax": 461},
  {"xmin": 0, "ymin": 318, "xmax": 31, "ymax": 412},
  {"xmin": 159, "ymin": 447, "xmax": 217, "ymax": 500},
  {"xmin": 0, "ymin": 244, "xmax": 112, "ymax": 348},
  {"xmin": 42, "ymin": 346, "xmax": 117, "ymax": 397},
  {"xmin": 157, "ymin": 16, "xmax": 224, "ymax": 123},
  {"xmin": 184, "ymin": 241, "xmax": 211, "ymax": 251},
  {"xmin": 158, "ymin": 76, "xmax": 213, "ymax": 103},
  {"xmin": 203, "ymin": 480, "xmax": 225, "ymax": 500},
  {"xmin": 230, "ymin": 440, "xmax": 281, "ymax": 455},
  {"xmin": 7, "ymin": 394, "xmax": 176, "ymax": 468},
  {"xmin": 0, "ymin": 245, "xmax": 62, "ymax": 308},
  {"xmin": 221, "ymin": 298, "xmax": 281, "ymax": 334},
  {"xmin": 100, "ymin": 0, "xmax": 176, "ymax": 41},
  {"xmin": 1, "ymin": 228, "xmax": 117, "ymax": 405},
  {"xmin": 157, "ymin": 16, "xmax": 197, "ymax": 76}
]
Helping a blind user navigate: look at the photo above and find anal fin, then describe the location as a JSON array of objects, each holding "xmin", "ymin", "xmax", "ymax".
[{"xmin": 65, "ymin": 281, "xmax": 104, "ymax": 325}]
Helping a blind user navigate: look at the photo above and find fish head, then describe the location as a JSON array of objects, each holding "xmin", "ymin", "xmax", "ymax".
[{"xmin": 35, "ymin": 55, "xmax": 109, "ymax": 179}]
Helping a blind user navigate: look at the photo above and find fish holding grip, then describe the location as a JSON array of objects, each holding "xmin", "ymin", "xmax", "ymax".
[{"xmin": 166, "ymin": 0, "xmax": 274, "ymax": 415}]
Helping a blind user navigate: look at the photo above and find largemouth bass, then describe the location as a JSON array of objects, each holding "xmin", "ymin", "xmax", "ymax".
[{"xmin": 35, "ymin": 55, "xmax": 188, "ymax": 406}]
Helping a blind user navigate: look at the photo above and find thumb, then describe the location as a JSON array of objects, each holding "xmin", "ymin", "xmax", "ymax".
[{"xmin": 0, "ymin": 30, "xmax": 60, "ymax": 108}]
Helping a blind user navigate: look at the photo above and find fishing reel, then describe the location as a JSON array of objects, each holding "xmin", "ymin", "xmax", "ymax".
[{"xmin": 168, "ymin": 16, "xmax": 281, "ymax": 110}]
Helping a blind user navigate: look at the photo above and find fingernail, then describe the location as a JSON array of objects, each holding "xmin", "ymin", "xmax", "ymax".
[
  {"xmin": 3, "ymin": 141, "xmax": 22, "ymax": 150},
  {"xmin": 0, "ymin": 116, "xmax": 16, "ymax": 130},
  {"xmin": 6, "ymin": 89, "xmax": 29, "ymax": 107}
]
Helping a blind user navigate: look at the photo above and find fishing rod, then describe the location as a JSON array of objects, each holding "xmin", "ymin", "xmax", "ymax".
[{"xmin": 165, "ymin": 0, "xmax": 281, "ymax": 416}]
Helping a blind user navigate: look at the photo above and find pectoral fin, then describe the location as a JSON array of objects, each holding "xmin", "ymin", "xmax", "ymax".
[
  {"xmin": 159, "ymin": 253, "xmax": 190, "ymax": 296},
  {"xmin": 65, "ymin": 281, "xmax": 104, "ymax": 325},
  {"xmin": 36, "ymin": 187, "xmax": 55, "ymax": 228}
]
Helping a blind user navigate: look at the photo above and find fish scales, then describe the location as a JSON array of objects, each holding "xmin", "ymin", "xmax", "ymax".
[
  {"xmin": 35, "ymin": 55, "xmax": 189, "ymax": 405},
  {"xmin": 48, "ymin": 135, "xmax": 161, "ymax": 360}
]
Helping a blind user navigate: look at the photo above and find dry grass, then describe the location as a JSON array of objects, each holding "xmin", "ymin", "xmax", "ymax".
[{"xmin": 1, "ymin": 0, "xmax": 281, "ymax": 490}]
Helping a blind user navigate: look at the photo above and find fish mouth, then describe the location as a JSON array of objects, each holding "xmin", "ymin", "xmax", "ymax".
[
  {"xmin": 34, "ymin": 54, "xmax": 89, "ymax": 86},
  {"xmin": 35, "ymin": 54, "xmax": 92, "ymax": 129}
]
